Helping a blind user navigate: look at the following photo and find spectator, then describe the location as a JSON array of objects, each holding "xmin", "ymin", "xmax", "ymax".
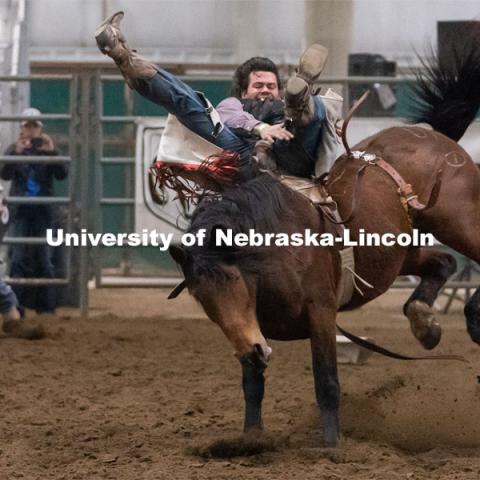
[
  {"xmin": 0, "ymin": 108, "xmax": 68, "ymax": 313},
  {"xmin": 0, "ymin": 184, "xmax": 44, "ymax": 338}
]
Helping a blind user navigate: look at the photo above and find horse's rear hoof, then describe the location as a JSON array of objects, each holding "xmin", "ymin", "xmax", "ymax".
[
  {"xmin": 420, "ymin": 321, "xmax": 442, "ymax": 350},
  {"xmin": 405, "ymin": 300, "xmax": 442, "ymax": 350},
  {"xmin": 466, "ymin": 324, "xmax": 480, "ymax": 345},
  {"xmin": 323, "ymin": 440, "xmax": 338, "ymax": 448},
  {"xmin": 464, "ymin": 300, "xmax": 480, "ymax": 345},
  {"xmin": 322, "ymin": 434, "xmax": 340, "ymax": 448}
]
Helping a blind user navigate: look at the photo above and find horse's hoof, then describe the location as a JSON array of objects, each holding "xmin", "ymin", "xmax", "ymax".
[
  {"xmin": 405, "ymin": 300, "xmax": 442, "ymax": 350},
  {"xmin": 420, "ymin": 321, "xmax": 442, "ymax": 350},
  {"xmin": 322, "ymin": 418, "xmax": 341, "ymax": 447},
  {"xmin": 464, "ymin": 301, "xmax": 480, "ymax": 345},
  {"xmin": 322, "ymin": 434, "xmax": 340, "ymax": 448},
  {"xmin": 243, "ymin": 424, "xmax": 263, "ymax": 435},
  {"xmin": 323, "ymin": 440, "xmax": 338, "ymax": 448},
  {"xmin": 466, "ymin": 324, "xmax": 480, "ymax": 345}
]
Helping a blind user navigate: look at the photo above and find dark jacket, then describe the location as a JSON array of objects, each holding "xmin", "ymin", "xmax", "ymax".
[{"xmin": 1, "ymin": 142, "xmax": 67, "ymax": 197}]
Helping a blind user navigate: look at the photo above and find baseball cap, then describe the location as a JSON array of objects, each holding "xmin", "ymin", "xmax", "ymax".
[{"xmin": 21, "ymin": 107, "xmax": 43, "ymax": 127}]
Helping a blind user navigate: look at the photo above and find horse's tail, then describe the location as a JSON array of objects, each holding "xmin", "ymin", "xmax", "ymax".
[{"xmin": 407, "ymin": 40, "xmax": 480, "ymax": 142}]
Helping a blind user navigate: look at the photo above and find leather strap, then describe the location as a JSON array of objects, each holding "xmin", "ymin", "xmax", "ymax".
[{"xmin": 375, "ymin": 157, "xmax": 427, "ymax": 210}]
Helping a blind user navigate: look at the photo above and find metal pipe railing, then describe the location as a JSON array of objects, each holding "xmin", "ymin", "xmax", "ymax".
[
  {"xmin": 10, "ymin": 1, "xmax": 25, "ymax": 79},
  {"xmin": 5, "ymin": 277, "xmax": 70, "ymax": 285},
  {"xmin": 93, "ymin": 71, "xmax": 480, "ymax": 300},
  {"xmin": 100, "ymin": 73, "xmax": 417, "ymax": 84},
  {"xmin": 0, "ymin": 73, "xmax": 76, "ymax": 290},
  {"xmin": 0, "ymin": 155, "xmax": 71, "ymax": 163},
  {"xmin": 0, "ymin": 113, "xmax": 70, "ymax": 121},
  {"xmin": 6, "ymin": 196, "xmax": 70, "ymax": 205},
  {"xmin": 0, "ymin": 74, "xmax": 73, "ymax": 81}
]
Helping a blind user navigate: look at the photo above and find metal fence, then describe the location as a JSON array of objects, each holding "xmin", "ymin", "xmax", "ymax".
[
  {"xmin": 92, "ymin": 72, "xmax": 414, "ymax": 283},
  {"xmin": 0, "ymin": 71, "xmax": 477, "ymax": 317},
  {"xmin": 91, "ymin": 72, "xmax": 479, "ymax": 310},
  {"xmin": 0, "ymin": 73, "xmax": 92, "ymax": 317}
]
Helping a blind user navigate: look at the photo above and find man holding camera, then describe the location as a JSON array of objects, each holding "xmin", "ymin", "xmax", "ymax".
[{"xmin": 1, "ymin": 108, "xmax": 67, "ymax": 314}]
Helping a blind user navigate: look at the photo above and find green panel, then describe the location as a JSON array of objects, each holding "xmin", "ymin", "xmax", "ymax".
[
  {"xmin": 99, "ymin": 78, "xmax": 232, "ymax": 272},
  {"xmin": 31, "ymin": 75, "xmax": 434, "ymax": 275},
  {"xmin": 31, "ymin": 81, "xmax": 71, "ymax": 198},
  {"xmin": 31, "ymin": 80, "xmax": 70, "ymax": 113},
  {"xmin": 102, "ymin": 81, "xmax": 126, "ymax": 116},
  {"xmin": 394, "ymin": 82, "xmax": 418, "ymax": 118}
]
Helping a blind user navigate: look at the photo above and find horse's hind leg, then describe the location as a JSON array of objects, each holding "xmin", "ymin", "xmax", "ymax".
[
  {"xmin": 464, "ymin": 290, "xmax": 480, "ymax": 344},
  {"xmin": 400, "ymin": 247, "xmax": 457, "ymax": 349},
  {"xmin": 308, "ymin": 301, "xmax": 340, "ymax": 447},
  {"xmin": 242, "ymin": 361, "xmax": 265, "ymax": 432},
  {"xmin": 445, "ymin": 232, "xmax": 480, "ymax": 344},
  {"xmin": 422, "ymin": 212, "xmax": 480, "ymax": 345}
]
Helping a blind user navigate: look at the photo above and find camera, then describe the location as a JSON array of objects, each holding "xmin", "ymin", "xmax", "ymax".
[{"xmin": 31, "ymin": 137, "xmax": 44, "ymax": 149}]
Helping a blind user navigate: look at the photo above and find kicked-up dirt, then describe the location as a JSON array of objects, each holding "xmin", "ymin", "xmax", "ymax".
[{"xmin": 0, "ymin": 288, "xmax": 479, "ymax": 479}]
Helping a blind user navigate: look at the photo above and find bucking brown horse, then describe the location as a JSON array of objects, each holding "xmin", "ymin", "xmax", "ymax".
[{"xmin": 167, "ymin": 45, "xmax": 480, "ymax": 446}]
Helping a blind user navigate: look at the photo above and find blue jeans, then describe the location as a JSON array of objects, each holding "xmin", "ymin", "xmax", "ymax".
[
  {"xmin": 0, "ymin": 281, "xmax": 17, "ymax": 314},
  {"xmin": 137, "ymin": 69, "xmax": 326, "ymax": 162},
  {"xmin": 9, "ymin": 205, "xmax": 56, "ymax": 312}
]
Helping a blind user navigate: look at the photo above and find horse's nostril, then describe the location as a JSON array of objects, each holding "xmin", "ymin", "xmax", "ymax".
[
  {"xmin": 254, "ymin": 343, "xmax": 272, "ymax": 361},
  {"xmin": 238, "ymin": 344, "xmax": 272, "ymax": 369},
  {"xmin": 254, "ymin": 344, "xmax": 263, "ymax": 356}
]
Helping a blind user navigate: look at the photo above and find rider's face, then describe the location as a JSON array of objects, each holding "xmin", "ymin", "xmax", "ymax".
[
  {"xmin": 242, "ymin": 71, "xmax": 279, "ymax": 101},
  {"xmin": 20, "ymin": 123, "xmax": 42, "ymax": 139}
]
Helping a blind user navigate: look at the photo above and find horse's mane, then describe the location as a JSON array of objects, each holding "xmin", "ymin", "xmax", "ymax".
[
  {"xmin": 407, "ymin": 40, "xmax": 480, "ymax": 142},
  {"xmin": 181, "ymin": 174, "xmax": 306, "ymax": 283},
  {"xmin": 189, "ymin": 174, "xmax": 298, "ymax": 235}
]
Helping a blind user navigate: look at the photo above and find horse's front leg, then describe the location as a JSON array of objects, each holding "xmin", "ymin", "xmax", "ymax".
[
  {"xmin": 188, "ymin": 264, "xmax": 271, "ymax": 432},
  {"xmin": 308, "ymin": 302, "xmax": 340, "ymax": 447},
  {"xmin": 241, "ymin": 360, "xmax": 265, "ymax": 432}
]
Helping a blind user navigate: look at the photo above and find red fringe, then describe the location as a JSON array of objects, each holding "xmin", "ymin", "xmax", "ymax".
[{"xmin": 149, "ymin": 150, "xmax": 241, "ymax": 207}]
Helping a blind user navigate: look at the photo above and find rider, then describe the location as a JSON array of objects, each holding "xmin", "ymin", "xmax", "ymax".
[{"xmin": 94, "ymin": 11, "xmax": 339, "ymax": 178}]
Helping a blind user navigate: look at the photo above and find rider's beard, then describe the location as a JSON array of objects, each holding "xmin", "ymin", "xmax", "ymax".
[{"xmin": 256, "ymin": 93, "xmax": 274, "ymax": 101}]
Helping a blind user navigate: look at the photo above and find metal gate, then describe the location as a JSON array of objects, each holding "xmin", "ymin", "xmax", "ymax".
[
  {"xmin": 0, "ymin": 72, "xmax": 93, "ymax": 318},
  {"xmin": 1, "ymin": 72, "xmax": 477, "ymax": 318},
  {"xmin": 89, "ymin": 72, "xmax": 480, "ymax": 314}
]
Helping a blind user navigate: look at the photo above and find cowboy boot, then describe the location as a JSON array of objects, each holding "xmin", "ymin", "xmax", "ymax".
[
  {"xmin": 285, "ymin": 44, "xmax": 329, "ymax": 126},
  {"xmin": 95, "ymin": 11, "xmax": 157, "ymax": 89},
  {"xmin": 2, "ymin": 307, "xmax": 45, "ymax": 340}
]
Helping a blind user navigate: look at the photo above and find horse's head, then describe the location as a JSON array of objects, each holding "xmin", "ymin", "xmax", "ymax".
[
  {"xmin": 167, "ymin": 175, "xmax": 299, "ymax": 369},
  {"xmin": 170, "ymin": 244, "xmax": 272, "ymax": 369}
]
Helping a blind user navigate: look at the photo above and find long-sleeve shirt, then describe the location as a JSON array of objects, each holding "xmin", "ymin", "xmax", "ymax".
[
  {"xmin": 216, "ymin": 97, "xmax": 261, "ymax": 132},
  {"xmin": 1, "ymin": 143, "xmax": 67, "ymax": 197}
]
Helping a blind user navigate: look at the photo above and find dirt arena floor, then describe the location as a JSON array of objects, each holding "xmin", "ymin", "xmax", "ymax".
[{"xmin": 0, "ymin": 287, "xmax": 479, "ymax": 479}]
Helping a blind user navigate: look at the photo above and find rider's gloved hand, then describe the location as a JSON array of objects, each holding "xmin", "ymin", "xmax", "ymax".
[{"xmin": 254, "ymin": 122, "xmax": 294, "ymax": 144}]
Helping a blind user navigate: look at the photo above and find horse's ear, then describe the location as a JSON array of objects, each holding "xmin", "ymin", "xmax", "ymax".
[{"xmin": 169, "ymin": 245, "xmax": 187, "ymax": 265}]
